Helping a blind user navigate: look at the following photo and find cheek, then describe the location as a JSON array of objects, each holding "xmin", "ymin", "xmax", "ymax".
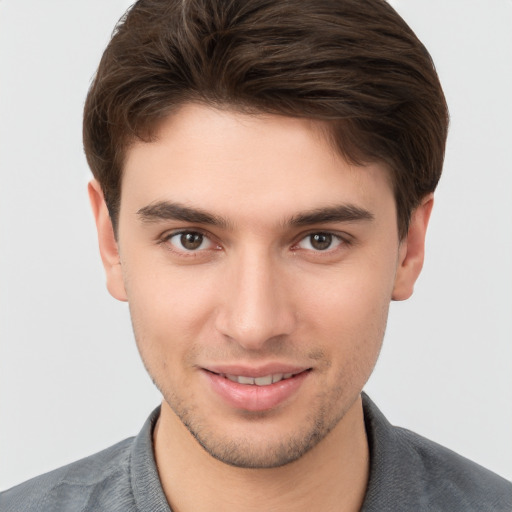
[
  {"xmin": 301, "ymin": 255, "xmax": 394, "ymax": 325},
  {"xmin": 313, "ymin": 287, "xmax": 389, "ymax": 360},
  {"xmin": 298, "ymin": 257, "xmax": 395, "ymax": 370},
  {"xmin": 314, "ymin": 291, "xmax": 389, "ymax": 399},
  {"xmin": 123, "ymin": 263, "xmax": 219, "ymax": 366}
]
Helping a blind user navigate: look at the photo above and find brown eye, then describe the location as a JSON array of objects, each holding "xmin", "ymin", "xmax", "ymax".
[
  {"xmin": 181, "ymin": 233, "xmax": 203, "ymax": 250},
  {"xmin": 169, "ymin": 231, "xmax": 211, "ymax": 251},
  {"xmin": 310, "ymin": 233, "xmax": 332, "ymax": 250},
  {"xmin": 297, "ymin": 232, "xmax": 343, "ymax": 251}
]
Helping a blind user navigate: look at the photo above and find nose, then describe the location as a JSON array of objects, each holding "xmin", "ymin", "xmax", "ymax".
[{"xmin": 215, "ymin": 248, "xmax": 297, "ymax": 350}]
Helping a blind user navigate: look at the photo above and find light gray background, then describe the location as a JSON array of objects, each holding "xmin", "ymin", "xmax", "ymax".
[{"xmin": 1, "ymin": 0, "xmax": 511, "ymax": 490}]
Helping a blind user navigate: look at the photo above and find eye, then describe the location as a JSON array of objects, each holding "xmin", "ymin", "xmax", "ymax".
[
  {"xmin": 167, "ymin": 231, "xmax": 215, "ymax": 252},
  {"xmin": 296, "ymin": 232, "xmax": 344, "ymax": 251}
]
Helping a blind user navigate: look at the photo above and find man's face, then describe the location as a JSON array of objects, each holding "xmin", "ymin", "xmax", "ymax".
[{"xmin": 98, "ymin": 104, "xmax": 415, "ymax": 468}]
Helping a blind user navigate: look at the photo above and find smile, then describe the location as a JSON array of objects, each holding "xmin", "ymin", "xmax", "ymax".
[
  {"xmin": 221, "ymin": 372, "xmax": 297, "ymax": 386},
  {"xmin": 205, "ymin": 368, "xmax": 311, "ymax": 411}
]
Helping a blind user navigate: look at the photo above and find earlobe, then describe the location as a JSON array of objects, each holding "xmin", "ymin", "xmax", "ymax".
[
  {"xmin": 88, "ymin": 179, "xmax": 128, "ymax": 302},
  {"xmin": 392, "ymin": 195, "xmax": 434, "ymax": 301}
]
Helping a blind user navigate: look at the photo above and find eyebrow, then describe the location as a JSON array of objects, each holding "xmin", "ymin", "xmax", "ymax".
[
  {"xmin": 137, "ymin": 201, "xmax": 231, "ymax": 229},
  {"xmin": 136, "ymin": 201, "xmax": 374, "ymax": 228},
  {"xmin": 288, "ymin": 204, "xmax": 374, "ymax": 226}
]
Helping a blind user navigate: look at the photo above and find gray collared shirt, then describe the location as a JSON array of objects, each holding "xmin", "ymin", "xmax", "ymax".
[{"xmin": 2, "ymin": 394, "xmax": 511, "ymax": 511}]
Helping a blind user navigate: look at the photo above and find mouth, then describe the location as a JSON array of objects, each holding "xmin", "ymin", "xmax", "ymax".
[
  {"xmin": 213, "ymin": 371, "xmax": 305, "ymax": 386},
  {"xmin": 203, "ymin": 368, "xmax": 312, "ymax": 411}
]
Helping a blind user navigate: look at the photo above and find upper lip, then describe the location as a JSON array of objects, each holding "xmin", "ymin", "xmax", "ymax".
[{"xmin": 202, "ymin": 363, "xmax": 311, "ymax": 378}]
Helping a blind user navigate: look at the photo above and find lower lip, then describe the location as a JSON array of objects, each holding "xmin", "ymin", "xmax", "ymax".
[{"xmin": 203, "ymin": 370, "xmax": 310, "ymax": 412}]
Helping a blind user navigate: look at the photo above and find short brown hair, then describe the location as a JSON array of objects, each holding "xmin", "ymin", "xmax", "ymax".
[{"xmin": 83, "ymin": 0, "xmax": 449, "ymax": 238}]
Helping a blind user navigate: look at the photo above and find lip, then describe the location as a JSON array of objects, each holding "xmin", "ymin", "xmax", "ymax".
[
  {"xmin": 204, "ymin": 363, "xmax": 308, "ymax": 378},
  {"xmin": 202, "ymin": 365, "xmax": 311, "ymax": 412}
]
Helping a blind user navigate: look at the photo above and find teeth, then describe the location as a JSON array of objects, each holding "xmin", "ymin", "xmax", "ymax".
[
  {"xmin": 254, "ymin": 375, "xmax": 273, "ymax": 386},
  {"xmin": 223, "ymin": 372, "xmax": 296, "ymax": 386}
]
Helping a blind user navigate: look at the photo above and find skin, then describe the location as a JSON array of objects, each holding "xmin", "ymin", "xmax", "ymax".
[{"xmin": 90, "ymin": 103, "xmax": 432, "ymax": 512}]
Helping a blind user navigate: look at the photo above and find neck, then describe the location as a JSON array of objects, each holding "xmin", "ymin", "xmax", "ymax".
[{"xmin": 153, "ymin": 394, "xmax": 369, "ymax": 512}]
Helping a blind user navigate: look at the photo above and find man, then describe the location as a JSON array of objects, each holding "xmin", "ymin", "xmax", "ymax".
[{"xmin": 1, "ymin": 0, "xmax": 511, "ymax": 510}]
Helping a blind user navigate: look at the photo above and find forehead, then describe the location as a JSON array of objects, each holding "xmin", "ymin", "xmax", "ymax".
[{"xmin": 121, "ymin": 103, "xmax": 395, "ymax": 225}]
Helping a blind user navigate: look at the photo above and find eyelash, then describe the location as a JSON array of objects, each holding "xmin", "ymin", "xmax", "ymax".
[
  {"xmin": 159, "ymin": 229, "xmax": 220, "ymax": 256},
  {"xmin": 159, "ymin": 229, "xmax": 352, "ymax": 258},
  {"xmin": 292, "ymin": 231, "xmax": 349, "ymax": 253}
]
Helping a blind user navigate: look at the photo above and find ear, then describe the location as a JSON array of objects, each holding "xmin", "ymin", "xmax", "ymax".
[
  {"xmin": 88, "ymin": 179, "xmax": 128, "ymax": 302},
  {"xmin": 392, "ymin": 194, "xmax": 434, "ymax": 301}
]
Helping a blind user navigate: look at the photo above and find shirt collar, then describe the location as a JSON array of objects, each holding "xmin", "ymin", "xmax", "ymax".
[
  {"xmin": 129, "ymin": 395, "xmax": 415, "ymax": 512},
  {"xmin": 130, "ymin": 406, "xmax": 171, "ymax": 512}
]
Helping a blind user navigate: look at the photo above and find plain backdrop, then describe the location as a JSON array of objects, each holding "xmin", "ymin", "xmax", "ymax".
[{"xmin": 1, "ymin": 0, "xmax": 511, "ymax": 490}]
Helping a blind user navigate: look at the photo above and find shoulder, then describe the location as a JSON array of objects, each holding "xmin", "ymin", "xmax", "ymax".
[
  {"xmin": 395, "ymin": 426, "xmax": 512, "ymax": 510},
  {"xmin": 362, "ymin": 394, "xmax": 512, "ymax": 511},
  {"xmin": 0, "ymin": 437, "xmax": 136, "ymax": 512}
]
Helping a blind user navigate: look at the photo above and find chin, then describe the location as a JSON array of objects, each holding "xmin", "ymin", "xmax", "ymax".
[{"xmin": 173, "ymin": 399, "xmax": 347, "ymax": 469}]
